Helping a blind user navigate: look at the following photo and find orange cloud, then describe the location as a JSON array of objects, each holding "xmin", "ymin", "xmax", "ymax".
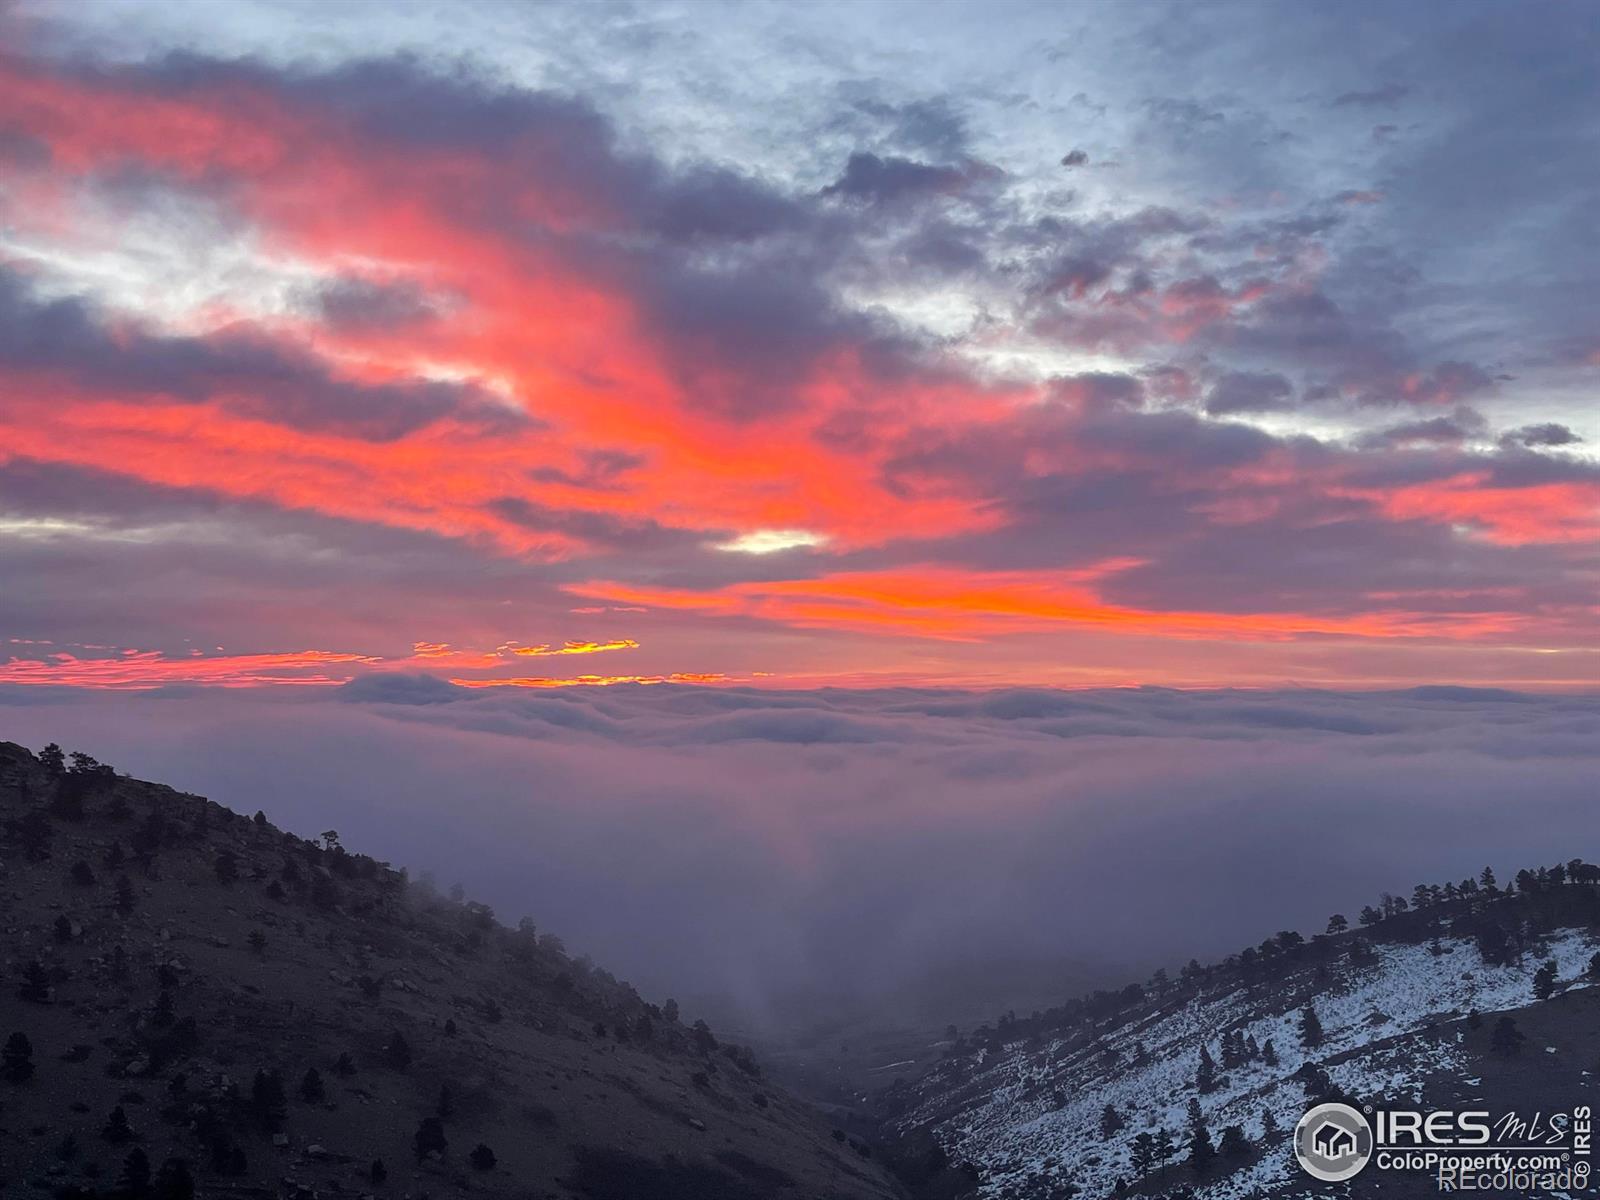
[
  {"xmin": 1357, "ymin": 474, "xmax": 1600, "ymax": 545},
  {"xmin": 388, "ymin": 639, "xmax": 641, "ymax": 670},
  {"xmin": 0, "ymin": 637, "xmax": 654, "ymax": 690},
  {"xmin": 450, "ymin": 672, "xmax": 728, "ymax": 689},
  {"xmin": 0, "ymin": 649, "xmax": 377, "ymax": 690},
  {"xmin": 501, "ymin": 639, "xmax": 640, "ymax": 657},
  {"xmin": 568, "ymin": 566, "xmax": 1528, "ymax": 643}
]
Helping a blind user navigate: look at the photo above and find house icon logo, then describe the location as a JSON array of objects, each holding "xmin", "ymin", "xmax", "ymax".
[
  {"xmin": 1314, "ymin": 1122, "xmax": 1355, "ymax": 1158},
  {"xmin": 1294, "ymin": 1102, "xmax": 1373, "ymax": 1181}
]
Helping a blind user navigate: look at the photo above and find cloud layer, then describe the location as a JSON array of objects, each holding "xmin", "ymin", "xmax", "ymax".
[{"xmin": 5, "ymin": 684, "xmax": 1596, "ymax": 1024}]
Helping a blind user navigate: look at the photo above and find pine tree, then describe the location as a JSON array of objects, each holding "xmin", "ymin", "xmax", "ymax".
[
  {"xmin": 15, "ymin": 805, "xmax": 52, "ymax": 861},
  {"xmin": 1491, "ymin": 1016, "xmax": 1526, "ymax": 1056},
  {"xmin": 1533, "ymin": 959, "xmax": 1558, "ymax": 1000},
  {"xmin": 470, "ymin": 1143, "xmax": 497, "ymax": 1171},
  {"xmin": 1477, "ymin": 922, "xmax": 1513, "ymax": 966},
  {"xmin": 250, "ymin": 1069, "xmax": 287, "ymax": 1131},
  {"xmin": 40, "ymin": 743, "xmax": 66, "ymax": 773},
  {"xmin": 1196, "ymin": 1042, "xmax": 1218, "ymax": 1093},
  {"xmin": 1298, "ymin": 1004, "xmax": 1324, "ymax": 1049},
  {"xmin": 19, "ymin": 960, "xmax": 50, "ymax": 1003},
  {"xmin": 387, "ymin": 1029, "xmax": 412, "ymax": 1071},
  {"xmin": 49, "ymin": 780, "xmax": 87, "ymax": 820},
  {"xmin": 119, "ymin": 1147, "xmax": 151, "ymax": 1197},
  {"xmin": 1130, "ymin": 1132, "xmax": 1157, "ymax": 1176},
  {"xmin": 1297, "ymin": 1060, "xmax": 1337, "ymax": 1103},
  {"xmin": 1187, "ymin": 1104, "xmax": 1215, "ymax": 1176},
  {"xmin": 299, "ymin": 1067, "xmax": 325, "ymax": 1103},
  {"xmin": 1261, "ymin": 1037, "xmax": 1278, "ymax": 1066},
  {"xmin": 2, "ymin": 1031, "xmax": 35, "ymax": 1082},
  {"xmin": 414, "ymin": 1116, "xmax": 448, "ymax": 1161},
  {"xmin": 103, "ymin": 1104, "xmax": 134, "ymax": 1143},
  {"xmin": 334, "ymin": 1051, "xmax": 357, "ymax": 1076},
  {"xmin": 1326, "ymin": 913, "xmax": 1348, "ymax": 934},
  {"xmin": 1188, "ymin": 1127, "xmax": 1215, "ymax": 1174},
  {"xmin": 71, "ymin": 860, "xmax": 97, "ymax": 887},
  {"xmin": 1099, "ymin": 1103, "xmax": 1124, "ymax": 1138},
  {"xmin": 153, "ymin": 1157, "xmax": 195, "ymax": 1200},
  {"xmin": 68, "ymin": 751, "xmax": 103, "ymax": 774},
  {"xmin": 1153, "ymin": 1128, "xmax": 1176, "ymax": 1163},
  {"xmin": 1261, "ymin": 1108, "xmax": 1280, "ymax": 1140},
  {"xmin": 115, "ymin": 873, "xmax": 137, "ymax": 916},
  {"xmin": 1219, "ymin": 1124, "xmax": 1251, "ymax": 1157},
  {"xmin": 370, "ymin": 1159, "xmax": 387, "ymax": 1184}
]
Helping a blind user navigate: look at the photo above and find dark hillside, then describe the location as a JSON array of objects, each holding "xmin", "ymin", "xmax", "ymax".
[{"xmin": 0, "ymin": 741, "xmax": 902, "ymax": 1200}]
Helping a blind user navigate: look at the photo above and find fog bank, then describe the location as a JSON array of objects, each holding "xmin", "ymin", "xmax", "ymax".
[{"xmin": 4, "ymin": 682, "xmax": 1596, "ymax": 1028}]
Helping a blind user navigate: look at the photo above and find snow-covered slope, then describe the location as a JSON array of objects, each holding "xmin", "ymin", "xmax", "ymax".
[{"xmin": 885, "ymin": 917, "xmax": 1599, "ymax": 1200}]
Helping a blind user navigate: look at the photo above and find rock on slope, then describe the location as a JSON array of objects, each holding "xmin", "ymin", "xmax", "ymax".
[
  {"xmin": 879, "ymin": 869, "xmax": 1600, "ymax": 1200},
  {"xmin": 0, "ymin": 741, "xmax": 902, "ymax": 1200}
]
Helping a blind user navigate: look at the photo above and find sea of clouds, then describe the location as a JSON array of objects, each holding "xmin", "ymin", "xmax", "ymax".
[{"xmin": 4, "ymin": 681, "xmax": 1596, "ymax": 1028}]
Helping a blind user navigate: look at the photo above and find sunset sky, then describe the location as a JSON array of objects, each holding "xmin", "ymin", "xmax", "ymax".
[{"xmin": 2, "ymin": 0, "xmax": 1597, "ymax": 692}]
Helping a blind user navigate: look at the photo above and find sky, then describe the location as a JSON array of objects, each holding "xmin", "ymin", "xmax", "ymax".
[{"xmin": 0, "ymin": 0, "xmax": 1596, "ymax": 693}]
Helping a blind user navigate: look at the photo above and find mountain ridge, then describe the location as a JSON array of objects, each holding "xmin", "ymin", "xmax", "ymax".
[{"xmin": 874, "ymin": 860, "xmax": 1600, "ymax": 1199}]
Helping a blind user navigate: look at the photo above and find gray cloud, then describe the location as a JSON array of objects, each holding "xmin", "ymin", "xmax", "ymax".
[
  {"xmin": 0, "ymin": 267, "xmax": 517, "ymax": 441},
  {"xmin": 1204, "ymin": 370, "xmax": 1293, "ymax": 415},
  {"xmin": 821, "ymin": 151, "xmax": 1002, "ymax": 206},
  {"xmin": 307, "ymin": 276, "xmax": 446, "ymax": 332},
  {"xmin": 1356, "ymin": 407, "xmax": 1488, "ymax": 448},
  {"xmin": 1332, "ymin": 83, "xmax": 1409, "ymax": 107},
  {"xmin": 1502, "ymin": 422, "xmax": 1583, "ymax": 448}
]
